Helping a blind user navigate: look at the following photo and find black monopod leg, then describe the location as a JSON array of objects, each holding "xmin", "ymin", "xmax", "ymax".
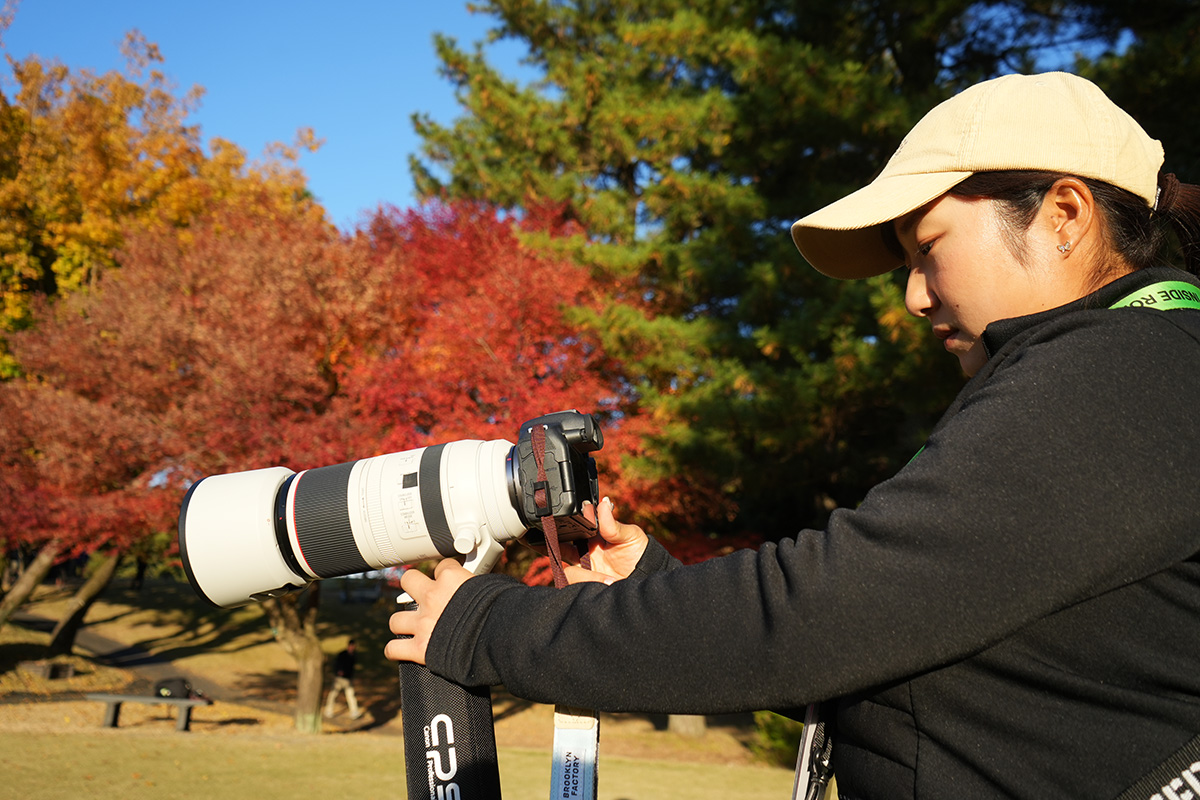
[{"xmin": 397, "ymin": 598, "xmax": 503, "ymax": 800}]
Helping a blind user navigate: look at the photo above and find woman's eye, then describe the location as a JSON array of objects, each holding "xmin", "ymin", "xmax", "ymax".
[{"xmin": 917, "ymin": 241, "xmax": 934, "ymax": 257}]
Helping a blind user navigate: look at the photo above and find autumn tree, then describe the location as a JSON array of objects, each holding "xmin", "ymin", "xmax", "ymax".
[
  {"xmin": 3, "ymin": 196, "xmax": 630, "ymax": 729},
  {"xmin": 130, "ymin": 211, "xmax": 373, "ymax": 733},
  {"xmin": 0, "ymin": 29, "xmax": 323, "ymax": 652},
  {"xmin": 0, "ymin": 30, "xmax": 321, "ymax": 376},
  {"xmin": 346, "ymin": 201, "xmax": 640, "ymax": 582},
  {"xmin": 410, "ymin": 1, "xmax": 1152, "ymax": 541},
  {"xmin": 0, "ymin": 268, "xmax": 182, "ymax": 634},
  {"xmin": 0, "ymin": 383, "xmax": 61, "ymax": 629},
  {"xmin": 347, "ymin": 202, "xmax": 622, "ymax": 458},
  {"xmin": 0, "ymin": 204, "xmax": 344, "ymax": 727}
]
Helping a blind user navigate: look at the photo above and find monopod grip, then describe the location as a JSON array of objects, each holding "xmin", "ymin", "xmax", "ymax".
[{"xmin": 397, "ymin": 600, "xmax": 502, "ymax": 800}]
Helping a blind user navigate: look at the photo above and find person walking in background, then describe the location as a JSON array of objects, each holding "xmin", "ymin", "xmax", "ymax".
[{"xmin": 323, "ymin": 638, "xmax": 362, "ymax": 720}]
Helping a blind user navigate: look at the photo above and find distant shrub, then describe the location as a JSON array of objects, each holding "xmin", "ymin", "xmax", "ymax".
[{"xmin": 752, "ymin": 709, "xmax": 805, "ymax": 767}]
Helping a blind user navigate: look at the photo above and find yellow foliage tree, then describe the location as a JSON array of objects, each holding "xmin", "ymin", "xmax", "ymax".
[{"xmin": 0, "ymin": 30, "xmax": 324, "ymax": 374}]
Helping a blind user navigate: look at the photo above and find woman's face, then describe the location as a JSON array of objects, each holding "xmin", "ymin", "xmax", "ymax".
[{"xmin": 895, "ymin": 193, "xmax": 1083, "ymax": 376}]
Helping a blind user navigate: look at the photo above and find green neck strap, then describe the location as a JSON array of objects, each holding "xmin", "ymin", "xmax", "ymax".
[{"xmin": 1110, "ymin": 280, "xmax": 1200, "ymax": 311}]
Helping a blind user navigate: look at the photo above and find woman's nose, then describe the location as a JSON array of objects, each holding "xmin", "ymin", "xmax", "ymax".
[{"xmin": 905, "ymin": 268, "xmax": 937, "ymax": 318}]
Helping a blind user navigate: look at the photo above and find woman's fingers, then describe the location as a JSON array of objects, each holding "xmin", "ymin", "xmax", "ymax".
[
  {"xmin": 574, "ymin": 496, "xmax": 648, "ymax": 582},
  {"xmin": 384, "ymin": 561, "xmax": 475, "ymax": 665}
]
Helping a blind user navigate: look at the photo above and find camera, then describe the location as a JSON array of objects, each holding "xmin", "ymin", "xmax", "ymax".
[{"xmin": 179, "ymin": 410, "xmax": 603, "ymax": 608}]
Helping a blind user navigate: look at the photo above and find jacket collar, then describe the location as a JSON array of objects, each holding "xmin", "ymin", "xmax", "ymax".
[{"xmin": 981, "ymin": 267, "xmax": 1200, "ymax": 358}]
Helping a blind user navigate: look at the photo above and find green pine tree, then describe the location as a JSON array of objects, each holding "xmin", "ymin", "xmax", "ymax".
[
  {"xmin": 412, "ymin": 1, "xmax": 1139, "ymax": 538},
  {"xmin": 1075, "ymin": 0, "xmax": 1200, "ymax": 182}
]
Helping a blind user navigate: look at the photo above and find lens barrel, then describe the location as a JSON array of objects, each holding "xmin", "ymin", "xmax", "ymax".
[{"xmin": 289, "ymin": 460, "xmax": 374, "ymax": 579}]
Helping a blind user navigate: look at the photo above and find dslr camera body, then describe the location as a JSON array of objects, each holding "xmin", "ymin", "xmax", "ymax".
[{"xmin": 179, "ymin": 410, "xmax": 602, "ymax": 607}]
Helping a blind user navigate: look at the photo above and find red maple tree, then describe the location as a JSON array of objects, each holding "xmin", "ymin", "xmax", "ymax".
[{"xmin": 3, "ymin": 198, "xmax": 650, "ymax": 721}]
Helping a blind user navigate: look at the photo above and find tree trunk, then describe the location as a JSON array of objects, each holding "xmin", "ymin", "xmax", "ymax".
[
  {"xmin": 46, "ymin": 550, "xmax": 121, "ymax": 656},
  {"xmin": 293, "ymin": 635, "xmax": 326, "ymax": 734},
  {"xmin": 130, "ymin": 557, "xmax": 147, "ymax": 590},
  {"xmin": 668, "ymin": 714, "xmax": 708, "ymax": 738},
  {"xmin": 0, "ymin": 539, "xmax": 61, "ymax": 632},
  {"xmin": 262, "ymin": 583, "xmax": 325, "ymax": 733},
  {"xmin": 0, "ymin": 539, "xmax": 8, "ymax": 600}
]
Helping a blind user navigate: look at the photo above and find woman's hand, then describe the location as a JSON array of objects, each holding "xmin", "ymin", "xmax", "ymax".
[
  {"xmin": 564, "ymin": 496, "xmax": 649, "ymax": 585},
  {"xmin": 384, "ymin": 559, "xmax": 474, "ymax": 666},
  {"xmin": 384, "ymin": 496, "xmax": 649, "ymax": 663}
]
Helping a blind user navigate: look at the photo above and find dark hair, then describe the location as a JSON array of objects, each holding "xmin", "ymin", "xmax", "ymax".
[{"xmin": 880, "ymin": 170, "xmax": 1200, "ymax": 284}]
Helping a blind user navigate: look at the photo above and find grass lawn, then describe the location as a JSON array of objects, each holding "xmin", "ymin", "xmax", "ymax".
[
  {"xmin": 0, "ymin": 730, "xmax": 797, "ymax": 799},
  {"xmin": 3, "ymin": 576, "xmax": 802, "ymax": 798}
]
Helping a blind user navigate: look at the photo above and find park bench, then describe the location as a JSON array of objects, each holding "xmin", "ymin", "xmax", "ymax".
[{"xmin": 85, "ymin": 692, "xmax": 213, "ymax": 732}]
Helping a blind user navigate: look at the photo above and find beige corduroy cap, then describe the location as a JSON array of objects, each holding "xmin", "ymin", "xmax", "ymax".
[{"xmin": 791, "ymin": 72, "xmax": 1165, "ymax": 279}]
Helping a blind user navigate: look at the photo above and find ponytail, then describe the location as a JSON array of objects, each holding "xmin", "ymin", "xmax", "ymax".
[{"xmin": 1154, "ymin": 173, "xmax": 1200, "ymax": 276}]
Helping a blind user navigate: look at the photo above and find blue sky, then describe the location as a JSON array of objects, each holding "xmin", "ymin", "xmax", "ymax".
[{"xmin": 2, "ymin": 1, "xmax": 534, "ymax": 230}]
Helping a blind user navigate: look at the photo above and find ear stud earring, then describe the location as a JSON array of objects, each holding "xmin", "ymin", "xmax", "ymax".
[{"xmin": 1057, "ymin": 241, "xmax": 1073, "ymax": 254}]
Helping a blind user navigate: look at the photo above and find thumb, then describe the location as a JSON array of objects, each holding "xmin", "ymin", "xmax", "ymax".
[{"xmin": 597, "ymin": 496, "xmax": 643, "ymax": 545}]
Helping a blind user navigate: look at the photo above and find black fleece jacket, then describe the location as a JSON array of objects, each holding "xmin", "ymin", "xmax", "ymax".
[{"xmin": 426, "ymin": 266, "xmax": 1200, "ymax": 800}]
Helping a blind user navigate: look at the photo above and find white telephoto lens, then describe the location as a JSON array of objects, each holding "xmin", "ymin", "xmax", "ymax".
[{"xmin": 180, "ymin": 439, "xmax": 532, "ymax": 608}]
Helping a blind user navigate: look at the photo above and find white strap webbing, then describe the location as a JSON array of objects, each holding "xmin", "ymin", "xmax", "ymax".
[
  {"xmin": 550, "ymin": 705, "xmax": 600, "ymax": 800},
  {"xmin": 791, "ymin": 703, "xmax": 828, "ymax": 800}
]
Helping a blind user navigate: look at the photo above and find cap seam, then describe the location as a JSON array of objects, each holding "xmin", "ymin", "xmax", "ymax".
[{"xmin": 957, "ymin": 82, "xmax": 988, "ymax": 170}]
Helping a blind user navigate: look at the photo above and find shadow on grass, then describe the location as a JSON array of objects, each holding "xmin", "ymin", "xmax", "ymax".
[
  {"xmin": 212, "ymin": 717, "xmax": 264, "ymax": 728},
  {"xmin": 0, "ymin": 626, "xmax": 103, "ymax": 682},
  {"xmin": 235, "ymin": 668, "xmax": 299, "ymax": 704},
  {"xmin": 0, "ymin": 646, "xmax": 102, "ymax": 680},
  {"xmin": 133, "ymin": 627, "xmax": 275, "ymax": 664},
  {"xmin": 91, "ymin": 582, "xmax": 279, "ymax": 664},
  {"xmin": 97, "ymin": 580, "xmax": 402, "ymax": 679},
  {"xmin": 233, "ymin": 667, "xmax": 404, "ymax": 733},
  {"xmin": 0, "ymin": 641, "xmax": 53, "ymax": 673},
  {"xmin": 77, "ymin": 608, "xmax": 138, "ymax": 627},
  {"xmin": 346, "ymin": 695, "xmax": 402, "ymax": 733}
]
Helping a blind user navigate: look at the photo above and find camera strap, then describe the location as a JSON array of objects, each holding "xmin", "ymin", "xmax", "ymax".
[
  {"xmin": 396, "ymin": 597, "xmax": 503, "ymax": 800},
  {"xmin": 1109, "ymin": 280, "xmax": 1200, "ymax": 311},
  {"xmin": 791, "ymin": 703, "xmax": 834, "ymax": 800},
  {"xmin": 532, "ymin": 424, "xmax": 602, "ymax": 800}
]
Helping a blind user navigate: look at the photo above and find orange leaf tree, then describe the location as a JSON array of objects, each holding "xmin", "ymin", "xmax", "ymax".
[
  {"xmin": 0, "ymin": 31, "xmax": 321, "ymax": 375},
  {"xmin": 3, "ymin": 197, "xmax": 635, "ymax": 723}
]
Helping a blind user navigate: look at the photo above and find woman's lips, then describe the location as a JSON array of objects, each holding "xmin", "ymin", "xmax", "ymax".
[{"xmin": 932, "ymin": 325, "xmax": 955, "ymax": 341}]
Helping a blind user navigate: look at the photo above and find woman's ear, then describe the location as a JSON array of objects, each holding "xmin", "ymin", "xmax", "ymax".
[{"xmin": 1041, "ymin": 177, "xmax": 1096, "ymax": 258}]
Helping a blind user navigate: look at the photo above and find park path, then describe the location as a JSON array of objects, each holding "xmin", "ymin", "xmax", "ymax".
[
  {"xmin": 8, "ymin": 610, "xmax": 234, "ymax": 703},
  {"xmin": 5, "ymin": 611, "xmax": 375, "ymax": 729}
]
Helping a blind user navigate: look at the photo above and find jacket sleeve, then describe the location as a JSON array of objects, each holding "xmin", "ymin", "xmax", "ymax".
[{"xmin": 425, "ymin": 311, "xmax": 1200, "ymax": 714}]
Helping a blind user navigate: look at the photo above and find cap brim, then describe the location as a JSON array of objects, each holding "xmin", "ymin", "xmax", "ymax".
[{"xmin": 792, "ymin": 171, "xmax": 972, "ymax": 279}]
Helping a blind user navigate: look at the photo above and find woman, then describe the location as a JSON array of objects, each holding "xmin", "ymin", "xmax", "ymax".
[{"xmin": 386, "ymin": 72, "xmax": 1200, "ymax": 799}]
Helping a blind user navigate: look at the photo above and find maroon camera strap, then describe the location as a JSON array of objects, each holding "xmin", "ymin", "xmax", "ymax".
[
  {"xmin": 531, "ymin": 424, "xmax": 590, "ymax": 589},
  {"xmin": 531, "ymin": 423, "xmax": 601, "ymax": 800}
]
